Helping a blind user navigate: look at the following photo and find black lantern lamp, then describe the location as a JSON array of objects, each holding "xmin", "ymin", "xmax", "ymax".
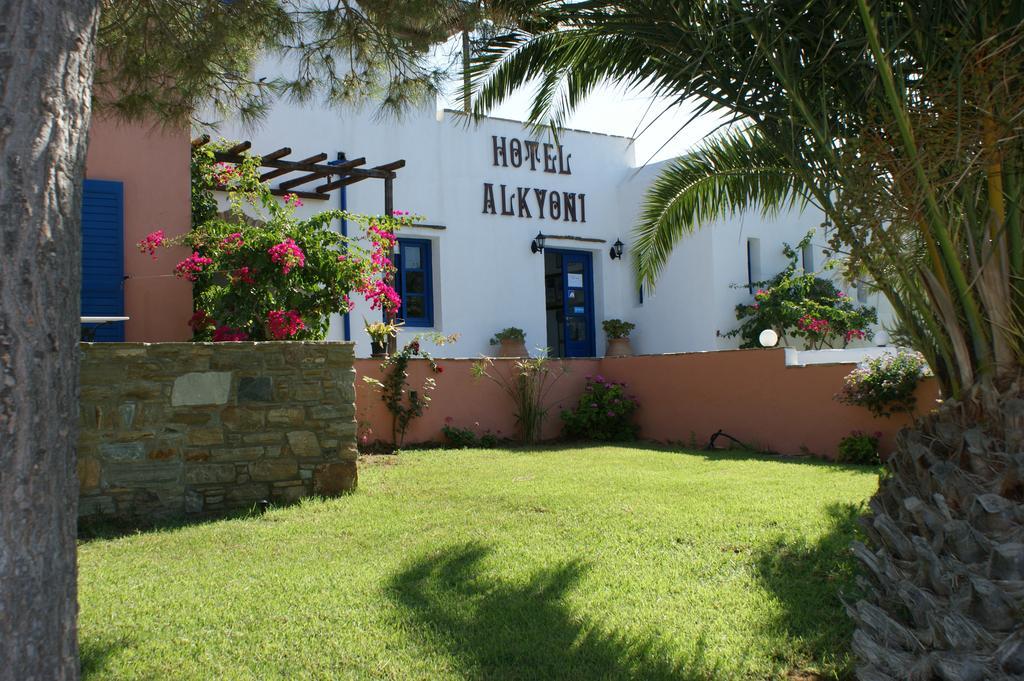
[
  {"xmin": 531, "ymin": 232, "xmax": 546, "ymax": 254},
  {"xmin": 609, "ymin": 239, "xmax": 625, "ymax": 260}
]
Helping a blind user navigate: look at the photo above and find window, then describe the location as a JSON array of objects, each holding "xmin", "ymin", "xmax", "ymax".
[
  {"xmin": 393, "ymin": 238, "xmax": 433, "ymax": 327},
  {"xmin": 746, "ymin": 237, "xmax": 762, "ymax": 293},
  {"xmin": 801, "ymin": 242, "xmax": 814, "ymax": 272}
]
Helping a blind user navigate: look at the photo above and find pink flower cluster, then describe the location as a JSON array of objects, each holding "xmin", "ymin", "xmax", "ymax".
[
  {"xmin": 845, "ymin": 328, "xmax": 866, "ymax": 343},
  {"xmin": 188, "ymin": 310, "xmax": 216, "ymax": 332},
  {"xmin": 268, "ymin": 238, "xmax": 305, "ymax": 274},
  {"xmin": 230, "ymin": 266, "xmax": 256, "ymax": 286},
  {"xmin": 798, "ymin": 315, "xmax": 831, "ymax": 334},
  {"xmin": 220, "ymin": 232, "xmax": 244, "ymax": 253},
  {"xmin": 392, "ymin": 210, "xmax": 410, "ymax": 217},
  {"xmin": 137, "ymin": 230, "xmax": 165, "ymax": 259},
  {"xmin": 358, "ymin": 279, "xmax": 402, "ymax": 311},
  {"xmin": 213, "ymin": 326, "xmax": 249, "ymax": 342},
  {"xmin": 175, "ymin": 252, "xmax": 214, "ymax": 281},
  {"xmin": 266, "ymin": 309, "xmax": 305, "ymax": 339},
  {"xmin": 284, "ymin": 193, "xmax": 304, "ymax": 208},
  {"xmin": 212, "ymin": 162, "xmax": 239, "ymax": 186}
]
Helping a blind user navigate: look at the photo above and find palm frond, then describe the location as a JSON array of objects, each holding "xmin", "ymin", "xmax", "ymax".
[{"xmin": 633, "ymin": 126, "xmax": 814, "ymax": 288}]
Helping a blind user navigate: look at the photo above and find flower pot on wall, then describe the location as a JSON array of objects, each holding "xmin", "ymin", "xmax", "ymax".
[
  {"xmin": 606, "ymin": 337, "xmax": 633, "ymax": 357},
  {"xmin": 370, "ymin": 340, "xmax": 387, "ymax": 358},
  {"xmin": 498, "ymin": 339, "xmax": 528, "ymax": 358}
]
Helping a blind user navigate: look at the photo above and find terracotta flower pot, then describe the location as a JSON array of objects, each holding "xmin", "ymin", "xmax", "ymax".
[
  {"xmin": 606, "ymin": 337, "xmax": 633, "ymax": 357},
  {"xmin": 498, "ymin": 339, "xmax": 528, "ymax": 358}
]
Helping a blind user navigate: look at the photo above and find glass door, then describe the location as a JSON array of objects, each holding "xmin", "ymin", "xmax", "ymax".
[{"xmin": 544, "ymin": 249, "xmax": 595, "ymax": 357}]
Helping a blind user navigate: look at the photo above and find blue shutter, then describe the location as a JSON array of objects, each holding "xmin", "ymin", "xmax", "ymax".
[{"xmin": 81, "ymin": 179, "xmax": 125, "ymax": 341}]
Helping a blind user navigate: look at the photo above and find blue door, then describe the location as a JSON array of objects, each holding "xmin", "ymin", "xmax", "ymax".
[
  {"xmin": 81, "ymin": 179, "xmax": 125, "ymax": 341},
  {"xmin": 544, "ymin": 249, "xmax": 595, "ymax": 357}
]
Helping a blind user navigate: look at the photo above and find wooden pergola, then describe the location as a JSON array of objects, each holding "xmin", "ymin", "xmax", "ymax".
[{"xmin": 190, "ymin": 135, "xmax": 406, "ymax": 213}]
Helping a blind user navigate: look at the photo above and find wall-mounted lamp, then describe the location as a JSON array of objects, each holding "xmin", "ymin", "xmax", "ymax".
[
  {"xmin": 609, "ymin": 239, "xmax": 625, "ymax": 260},
  {"xmin": 531, "ymin": 232, "xmax": 546, "ymax": 254}
]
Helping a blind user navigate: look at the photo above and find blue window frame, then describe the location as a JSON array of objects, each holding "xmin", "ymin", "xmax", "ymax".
[{"xmin": 393, "ymin": 238, "xmax": 433, "ymax": 327}]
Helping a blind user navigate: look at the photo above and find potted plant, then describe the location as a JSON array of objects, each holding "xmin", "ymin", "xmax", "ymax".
[
  {"xmin": 602, "ymin": 319, "xmax": 636, "ymax": 357},
  {"xmin": 365, "ymin": 319, "xmax": 401, "ymax": 357},
  {"xmin": 490, "ymin": 327, "xmax": 527, "ymax": 358}
]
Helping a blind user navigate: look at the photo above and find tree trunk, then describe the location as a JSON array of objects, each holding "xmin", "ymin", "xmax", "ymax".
[
  {"xmin": 848, "ymin": 382, "xmax": 1024, "ymax": 680},
  {"xmin": 0, "ymin": 1, "xmax": 100, "ymax": 678}
]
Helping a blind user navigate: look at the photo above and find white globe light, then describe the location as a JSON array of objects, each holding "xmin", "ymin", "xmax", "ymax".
[{"xmin": 759, "ymin": 329, "xmax": 779, "ymax": 347}]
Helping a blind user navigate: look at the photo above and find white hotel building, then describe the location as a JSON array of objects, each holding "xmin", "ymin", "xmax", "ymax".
[{"xmin": 219, "ymin": 101, "xmax": 891, "ymax": 358}]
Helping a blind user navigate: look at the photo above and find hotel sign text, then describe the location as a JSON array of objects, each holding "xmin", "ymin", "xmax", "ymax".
[{"xmin": 482, "ymin": 136, "xmax": 587, "ymax": 223}]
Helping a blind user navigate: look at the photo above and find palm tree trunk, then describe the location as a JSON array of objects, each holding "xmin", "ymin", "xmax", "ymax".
[
  {"xmin": 0, "ymin": 1, "xmax": 100, "ymax": 677},
  {"xmin": 848, "ymin": 382, "xmax": 1024, "ymax": 679}
]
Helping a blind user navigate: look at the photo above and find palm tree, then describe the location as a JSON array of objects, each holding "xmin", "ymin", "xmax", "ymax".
[{"xmin": 472, "ymin": 1, "xmax": 1024, "ymax": 677}]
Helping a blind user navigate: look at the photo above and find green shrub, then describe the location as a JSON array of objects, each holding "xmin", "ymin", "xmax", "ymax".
[
  {"xmin": 601, "ymin": 319, "xmax": 635, "ymax": 339},
  {"xmin": 561, "ymin": 375, "xmax": 639, "ymax": 441},
  {"xmin": 835, "ymin": 350, "xmax": 930, "ymax": 418},
  {"xmin": 836, "ymin": 431, "xmax": 882, "ymax": 465},
  {"xmin": 490, "ymin": 327, "xmax": 525, "ymax": 344},
  {"xmin": 441, "ymin": 423, "xmax": 501, "ymax": 449}
]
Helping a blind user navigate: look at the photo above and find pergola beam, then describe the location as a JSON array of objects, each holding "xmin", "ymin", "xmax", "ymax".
[{"xmin": 192, "ymin": 137, "xmax": 403, "ymax": 203}]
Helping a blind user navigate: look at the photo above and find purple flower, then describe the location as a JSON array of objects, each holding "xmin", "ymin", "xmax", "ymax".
[{"xmin": 606, "ymin": 411, "xmax": 615, "ymax": 417}]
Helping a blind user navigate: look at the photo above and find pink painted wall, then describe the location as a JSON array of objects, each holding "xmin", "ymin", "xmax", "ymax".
[
  {"xmin": 356, "ymin": 358, "xmax": 600, "ymax": 446},
  {"xmin": 355, "ymin": 349, "xmax": 941, "ymax": 459},
  {"xmin": 85, "ymin": 115, "xmax": 192, "ymax": 341}
]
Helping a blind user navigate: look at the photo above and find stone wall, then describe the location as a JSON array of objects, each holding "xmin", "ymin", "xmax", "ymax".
[{"xmin": 79, "ymin": 342, "xmax": 357, "ymax": 519}]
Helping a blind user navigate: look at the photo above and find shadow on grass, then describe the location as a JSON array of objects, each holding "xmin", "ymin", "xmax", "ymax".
[
  {"xmin": 80, "ymin": 637, "xmax": 127, "ymax": 677},
  {"xmin": 507, "ymin": 440, "xmax": 885, "ymax": 473},
  {"xmin": 752, "ymin": 503, "xmax": 866, "ymax": 678},
  {"xmin": 388, "ymin": 542, "xmax": 720, "ymax": 680}
]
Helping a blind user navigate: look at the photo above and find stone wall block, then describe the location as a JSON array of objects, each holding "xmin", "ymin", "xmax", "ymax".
[
  {"xmin": 287, "ymin": 431, "xmax": 321, "ymax": 458},
  {"xmin": 209, "ymin": 446, "xmax": 265, "ymax": 462},
  {"xmin": 184, "ymin": 463, "xmax": 236, "ymax": 485},
  {"xmin": 171, "ymin": 371, "xmax": 232, "ymax": 406},
  {"xmin": 268, "ymin": 407, "xmax": 304, "ymax": 426},
  {"xmin": 104, "ymin": 461, "xmax": 181, "ymax": 487},
  {"xmin": 99, "ymin": 442, "xmax": 146, "ymax": 462},
  {"xmin": 221, "ymin": 406, "xmax": 266, "ymax": 431},
  {"xmin": 251, "ymin": 460, "xmax": 298, "ymax": 481},
  {"xmin": 187, "ymin": 428, "xmax": 225, "ymax": 446},
  {"xmin": 237, "ymin": 376, "xmax": 273, "ymax": 402},
  {"xmin": 78, "ymin": 456, "xmax": 101, "ymax": 492}
]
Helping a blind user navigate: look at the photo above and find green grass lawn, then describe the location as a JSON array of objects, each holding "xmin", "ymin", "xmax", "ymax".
[{"xmin": 78, "ymin": 447, "xmax": 879, "ymax": 680}]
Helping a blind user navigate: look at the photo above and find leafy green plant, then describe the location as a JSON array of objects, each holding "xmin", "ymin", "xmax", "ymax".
[
  {"xmin": 490, "ymin": 327, "xmax": 525, "ymax": 344},
  {"xmin": 561, "ymin": 375, "xmax": 639, "ymax": 442},
  {"xmin": 836, "ymin": 431, "xmax": 882, "ymax": 465},
  {"xmin": 727, "ymin": 233, "xmax": 877, "ymax": 350},
  {"xmin": 363, "ymin": 334, "xmax": 457, "ymax": 447},
  {"xmin": 836, "ymin": 350, "xmax": 930, "ymax": 418},
  {"xmin": 601, "ymin": 319, "xmax": 635, "ymax": 339},
  {"xmin": 471, "ymin": 355, "xmax": 565, "ymax": 444}
]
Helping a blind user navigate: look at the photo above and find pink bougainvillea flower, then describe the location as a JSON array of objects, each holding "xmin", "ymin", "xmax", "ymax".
[
  {"xmin": 837, "ymin": 291, "xmax": 846, "ymax": 298},
  {"xmin": 174, "ymin": 252, "xmax": 214, "ymax": 281},
  {"xmin": 266, "ymin": 309, "xmax": 306, "ymax": 339},
  {"xmin": 283, "ymin": 193, "xmax": 304, "ymax": 208},
  {"xmin": 137, "ymin": 229, "xmax": 166, "ymax": 259},
  {"xmin": 267, "ymin": 238, "xmax": 305, "ymax": 274},
  {"xmin": 212, "ymin": 326, "xmax": 249, "ymax": 342},
  {"xmin": 844, "ymin": 328, "xmax": 866, "ymax": 342},
  {"xmin": 230, "ymin": 266, "xmax": 255, "ymax": 286},
  {"xmin": 188, "ymin": 309, "xmax": 215, "ymax": 332},
  {"xmin": 220, "ymin": 232, "xmax": 244, "ymax": 253}
]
